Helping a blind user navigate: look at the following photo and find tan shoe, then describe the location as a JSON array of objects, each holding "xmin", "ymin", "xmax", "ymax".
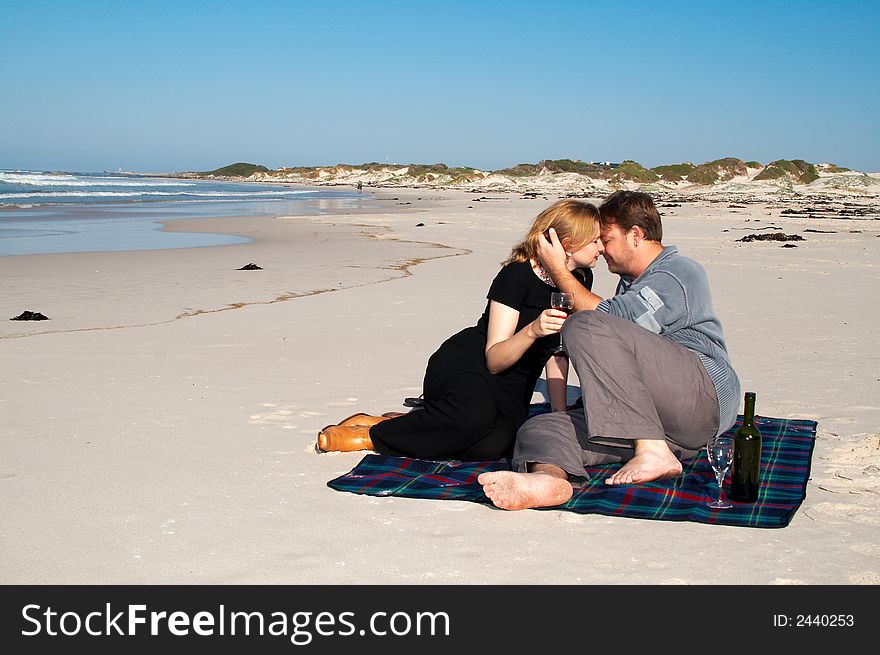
[
  {"xmin": 337, "ymin": 412, "xmax": 390, "ymax": 428},
  {"xmin": 316, "ymin": 424, "xmax": 375, "ymax": 453}
]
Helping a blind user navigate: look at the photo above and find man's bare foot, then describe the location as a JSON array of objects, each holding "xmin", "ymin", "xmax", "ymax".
[
  {"xmin": 478, "ymin": 471, "xmax": 573, "ymax": 511},
  {"xmin": 605, "ymin": 439, "xmax": 682, "ymax": 485}
]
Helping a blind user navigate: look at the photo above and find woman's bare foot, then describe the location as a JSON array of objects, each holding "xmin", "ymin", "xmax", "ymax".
[
  {"xmin": 477, "ymin": 471, "xmax": 573, "ymax": 511},
  {"xmin": 605, "ymin": 439, "xmax": 682, "ymax": 485}
]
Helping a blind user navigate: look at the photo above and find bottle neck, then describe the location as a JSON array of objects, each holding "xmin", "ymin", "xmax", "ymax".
[{"xmin": 742, "ymin": 393, "xmax": 756, "ymax": 426}]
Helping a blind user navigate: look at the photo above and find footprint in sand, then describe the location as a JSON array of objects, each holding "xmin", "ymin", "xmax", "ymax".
[
  {"xmin": 249, "ymin": 403, "xmax": 302, "ymax": 430},
  {"xmin": 809, "ymin": 502, "xmax": 880, "ymax": 527},
  {"xmin": 811, "ymin": 433, "xmax": 880, "ymax": 526}
]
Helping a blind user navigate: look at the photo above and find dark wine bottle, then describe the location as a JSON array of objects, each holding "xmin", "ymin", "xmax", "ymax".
[{"xmin": 730, "ymin": 391, "xmax": 762, "ymax": 502}]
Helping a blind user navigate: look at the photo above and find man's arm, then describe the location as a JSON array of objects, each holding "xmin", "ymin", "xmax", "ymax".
[
  {"xmin": 536, "ymin": 228, "xmax": 603, "ymax": 311},
  {"xmin": 598, "ymin": 269, "xmax": 687, "ymax": 334}
]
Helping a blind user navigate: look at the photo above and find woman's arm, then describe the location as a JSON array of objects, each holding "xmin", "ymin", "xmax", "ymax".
[
  {"xmin": 484, "ymin": 300, "xmax": 565, "ymax": 374},
  {"xmin": 544, "ymin": 354, "xmax": 569, "ymax": 412}
]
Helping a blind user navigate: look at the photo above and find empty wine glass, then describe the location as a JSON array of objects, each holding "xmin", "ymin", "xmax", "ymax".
[
  {"xmin": 550, "ymin": 292, "xmax": 574, "ymax": 354},
  {"xmin": 706, "ymin": 436, "xmax": 734, "ymax": 509}
]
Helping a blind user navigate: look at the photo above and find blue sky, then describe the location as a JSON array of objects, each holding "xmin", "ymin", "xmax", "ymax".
[{"xmin": 2, "ymin": 0, "xmax": 878, "ymax": 172}]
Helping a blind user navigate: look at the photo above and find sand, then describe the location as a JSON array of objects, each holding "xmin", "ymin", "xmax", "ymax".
[{"xmin": 1, "ymin": 189, "xmax": 878, "ymax": 584}]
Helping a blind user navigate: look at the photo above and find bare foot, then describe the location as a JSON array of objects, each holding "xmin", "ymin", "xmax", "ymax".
[
  {"xmin": 478, "ymin": 471, "xmax": 573, "ymax": 511},
  {"xmin": 605, "ymin": 440, "xmax": 682, "ymax": 485}
]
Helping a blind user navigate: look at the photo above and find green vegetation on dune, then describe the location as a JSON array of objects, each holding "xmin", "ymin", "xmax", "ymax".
[
  {"xmin": 448, "ymin": 169, "xmax": 484, "ymax": 183},
  {"xmin": 495, "ymin": 163, "xmax": 542, "ymax": 177},
  {"xmin": 273, "ymin": 166, "xmax": 323, "ymax": 179},
  {"xmin": 752, "ymin": 166, "xmax": 786, "ymax": 180},
  {"xmin": 753, "ymin": 159, "xmax": 819, "ymax": 184},
  {"xmin": 201, "ymin": 162, "xmax": 269, "ymax": 177},
  {"xmin": 496, "ymin": 159, "xmax": 616, "ymax": 177},
  {"xmin": 540, "ymin": 159, "xmax": 613, "ymax": 176},
  {"xmin": 406, "ymin": 163, "xmax": 452, "ymax": 174},
  {"xmin": 274, "ymin": 162, "xmax": 481, "ymax": 182},
  {"xmin": 277, "ymin": 166, "xmax": 321, "ymax": 173},
  {"xmin": 393, "ymin": 164, "xmax": 481, "ymax": 184},
  {"xmin": 651, "ymin": 163, "xmax": 696, "ymax": 182},
  {"xmin": 686, "ymin": 168, "xmax": 717, "ymax": 185},
  {"xmin": 686, "ymin": 158, "xmax": 747, "ymax": 185},
  {"xmin": 823, "ymin": 173, "xmax": 877, "ymax": 189},
  {"xmin": 745, "ymin": 161, "xmax": 762, "ymax": 168},
  {"xmin": 611, "ymin": 160, "xmax": 659, "ymax": 183},
  {"xmin": 403, "ymin": 163, "xmax": 478, "ymax": 177}
]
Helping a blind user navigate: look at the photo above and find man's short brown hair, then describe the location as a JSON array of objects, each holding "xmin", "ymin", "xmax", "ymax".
[{"xmin": 599, "ymin": 190, "xmax": 663, "ymax": 241}]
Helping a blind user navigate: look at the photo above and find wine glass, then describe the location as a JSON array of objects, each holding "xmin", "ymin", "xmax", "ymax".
[
  {"xmin": 706, "ymin": 436, "xmax": 734, "ymax": 509},
  {"xmin": 550, "ymin": 292, "xmax": 574, "ymax": 354}
]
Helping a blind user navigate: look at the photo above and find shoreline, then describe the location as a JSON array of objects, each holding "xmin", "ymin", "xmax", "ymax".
[
  {"xmin": 2, "ymin": 188, "xmax": 878, "ymax": 584},
  {"xmin": 0, "ymin": 184, "xmax": 367, "ymax": 257},
  {"xmin": 1, "ymin": 189, "xmax": 466, "ymax": 339}
]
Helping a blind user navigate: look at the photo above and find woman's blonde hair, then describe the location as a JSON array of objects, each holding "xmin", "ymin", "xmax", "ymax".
[{"xmin": 504, "ymin": 199, "xmax": 600, "ymax": 264}]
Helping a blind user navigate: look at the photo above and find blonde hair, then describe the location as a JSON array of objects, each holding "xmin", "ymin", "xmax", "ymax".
[{"xmin": 504, "ymin": 199, "xmax": 600, "ymax": 265}]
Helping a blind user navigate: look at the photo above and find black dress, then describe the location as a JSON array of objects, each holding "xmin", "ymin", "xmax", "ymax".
[{"xmin": 370, "ymin": 260, "xmax": 593, "ymax": 460}]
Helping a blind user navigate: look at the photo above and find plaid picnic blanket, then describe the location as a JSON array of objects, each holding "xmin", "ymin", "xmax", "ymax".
[{"xmin": 327, "ymin": 404, "xmax": 817, "ymax": 528}]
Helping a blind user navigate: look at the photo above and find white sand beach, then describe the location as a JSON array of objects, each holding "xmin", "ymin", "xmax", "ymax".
[{"xmin": 1, "ymin": 188, "xmax": 878, "ymax": 584}]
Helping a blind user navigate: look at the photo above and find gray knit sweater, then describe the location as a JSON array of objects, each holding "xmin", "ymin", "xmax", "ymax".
[{"xmin": 596, "ymin": 245, "xmax": 741, "ymax": 435}]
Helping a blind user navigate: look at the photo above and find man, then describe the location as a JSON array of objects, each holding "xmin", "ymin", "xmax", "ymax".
[{"xmin": 479, "ymin": 191, "xmax": 740, "ymax": 510}]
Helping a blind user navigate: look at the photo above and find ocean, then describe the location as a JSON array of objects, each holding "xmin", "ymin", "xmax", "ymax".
[{"xmin": 0, "ymin": 170, "xmax": 366, "ymax": 256}]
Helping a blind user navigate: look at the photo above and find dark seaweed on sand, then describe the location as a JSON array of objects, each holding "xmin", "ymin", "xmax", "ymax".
[
  {"xmin": 10, "ymin": 311, "xmax": 49, "ymax": 321},
  {"xmin": 736, "ymin": 232, "xmax": 805, "ymax": 243}
]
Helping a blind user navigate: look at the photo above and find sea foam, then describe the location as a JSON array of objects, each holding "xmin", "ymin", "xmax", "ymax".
[{"xmin": 0, "ymin": 172, "xmax": 193, "ymax": 187}]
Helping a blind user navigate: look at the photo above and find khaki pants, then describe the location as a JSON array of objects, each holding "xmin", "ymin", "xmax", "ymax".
[{"xmin": 513, "ymin": 311, "xmax": 719, "ymax": 477}]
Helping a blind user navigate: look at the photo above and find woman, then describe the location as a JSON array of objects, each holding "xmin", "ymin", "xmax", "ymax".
[{"xmin": 317, "ymin": 199, "xmax": 604, "ymax": 460}]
